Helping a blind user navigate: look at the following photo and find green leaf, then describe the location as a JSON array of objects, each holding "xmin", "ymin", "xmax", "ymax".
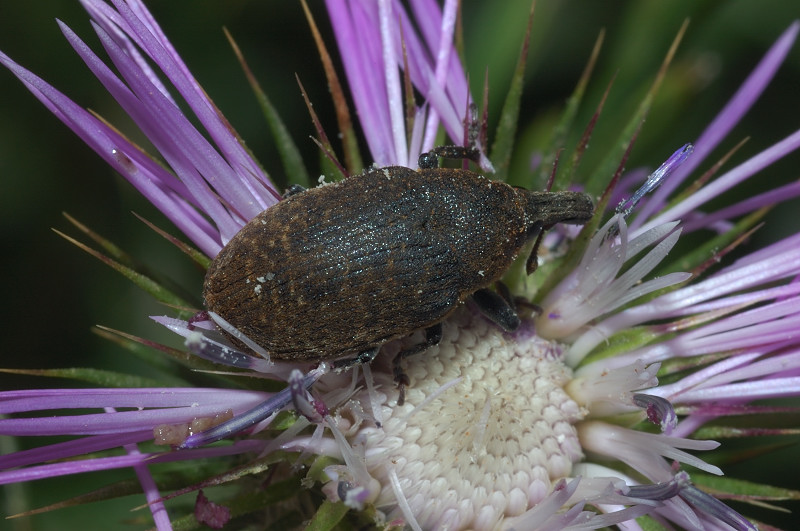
[
  {"xmin": 492, "ymin": 2, "xmax": 534, "ymax": 184},
  {"xmin": 307, "ymin": 455, "xmax": 344, "ymax": 484},
  {"xmin": 272, "ymin": 410, "xmax": 300, "ymax": 430},
  {"xmin": 584, "ymin": 20, "xmax": 688, "ymax": 197},
  {"xmin": 168, "ymin": 472, "xmax": 303, "ymax": 530},
  {"xmin": 703, "ymin": 440, "xmax": 800, "ymax": 470},
  {"xmin": 54, "ymin": 228, "xmax": 196, "ymax": 318},
  {"xmin": 62, "ymin": 213, "xmax": 202, "ymax": 310},
  {"xmin": 304, "ymin": 500, "xmax": 349, "ymax": 531},
  {"xmin": 225, "ymin": 28, "xmax": 309, "ymax": 190},
  {"xmin": 692, "ymin": 473, "xmax": 800, "ymax": 502},
  {"xmin": 133, "ymin": 212, "xmax": 211, "ymax": 270},
  {"xmin": 91, "ymin": 325, "xmax": 256, "ymax": 390},
  {"xmin": 299, "ymin": 0, "xmax": 363, "ymax": 175},
  {"xmin": 636, "ymin": 514, "xmax": 670, "ymax": 531},
  {"xmin": 0, "ymin": 367, "xmax": 166, "ymax": 388},
  {"xmin": 543, "ymin": 30, "xmax": 606, "ymax": 191},
  {"xmin": 659, "ymin": 209, "xmax": 768, "ymax": 277},
  {"xmin": 61, "ymin": 212, "xmax": 135, "ymax": 266},
  {"xmin": 693, "ymin": 425, "xmax": 800, "ymax": 439},
  {"xmin": 93, "ymin": 325, "xmax": 187, "ymax": 374},
  {"xmin": 224, "ymin": 476, "xmax": 302, "ymax": 520},
  {"xmin": 6, "ymin": 478, "xmax": 147, "ymax": 519},
  {"xmin": 576, "ymin": 326, "xmax": 661, "ymax": 369}
]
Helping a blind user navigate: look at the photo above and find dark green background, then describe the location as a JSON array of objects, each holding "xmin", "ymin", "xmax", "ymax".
[{"xmin": 1, "ymin": 1, "xmax": 799, "ymax": 529}]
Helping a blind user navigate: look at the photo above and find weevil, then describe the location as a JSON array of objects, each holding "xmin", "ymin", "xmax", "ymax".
[{"xmin": 203, "ymin": 146, "xmax": 593, "ymax": 401}]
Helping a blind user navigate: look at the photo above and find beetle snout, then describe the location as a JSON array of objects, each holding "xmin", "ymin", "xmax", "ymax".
[{"xmin": 525, "ymin": 190, "xmax": 594, "ymax": 227}]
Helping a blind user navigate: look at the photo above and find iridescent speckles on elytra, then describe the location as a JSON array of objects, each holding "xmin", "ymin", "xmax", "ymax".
[{"xmin": 315, "ymin": 308, "xmax": 585, "ymax": 530}]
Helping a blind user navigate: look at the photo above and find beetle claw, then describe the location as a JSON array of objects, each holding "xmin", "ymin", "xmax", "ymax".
[
  {"xmin": 333, "ymin": 347, "xmax": 380, "ymax": 372},
  {"xmin": 392, "ymin": 324, "xmax": 443, "ymax": 405},
  {"xmin": 470, "ymin": 287, "xmax": 521, "ymax": 332}
]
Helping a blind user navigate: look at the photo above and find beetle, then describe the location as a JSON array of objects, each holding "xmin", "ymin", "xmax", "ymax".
[{"xmin": 203, "ymin": 146, "xmax": 593, "ymax": 401}]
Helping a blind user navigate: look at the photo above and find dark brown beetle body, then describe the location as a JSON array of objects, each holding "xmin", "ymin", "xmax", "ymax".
[{"xmin": 204, "ymin": 163, "xmax": 593, "ymax": 362}]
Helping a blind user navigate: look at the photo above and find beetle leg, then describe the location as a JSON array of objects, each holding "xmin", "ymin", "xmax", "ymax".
[
  {"xmin": 393, "ymin": 323, "xmax": 443, "ymax": 405},
  {"xmin": 333, "ymin": 347, "xmax": 381, "ymax": 371},
  {"xmin": 418, "ymin": 145, "xmax": 481, "ymax": 169},
  {"xmin": 471, "ymin": 287, "xmax": 521, "ymax": 332},
  {"xmin": 282, "ymin": 183, "xmax": 307, "ymax": 198},
  {"xmin": 494, "ymin": 281, "xmax": 514, "ymax": 307},
  {"xmin": 525, "ymin": 221, "xmax": 545, "ymax": 275}
]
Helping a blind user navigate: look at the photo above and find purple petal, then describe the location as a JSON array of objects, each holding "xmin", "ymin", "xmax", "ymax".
[
  {"xmin": 0, "ymin": 439, "xmax": 264, "ymax": 486},
  {"xmin": 325, "ymin": 0, "xmax": 395, "ymax": 164},
  {"xmin": 574, "ymin": 232, "xmax": 800, "ymax": 363},
  {"xmin": 85, "ymin": 0, "xmax": 278, "ymax": 215},
  {"xmin": 180, "ymin": 363, "xmax": 328, "ymax": 448},
  {"xmin": 0, "ymin": 50, "xmax": 224, "ymax": 256},
  {"xmin": 633, "ymin": 21, "xmax": 800, "ymax": 227},
  {"xmin": 378, "ymin": 0, "xmax": 408, "ymax": 165},
  {"xmin": 0, "ymin": 407, "xmax": 237, "ymax": 436},
  {"xmin": 3, "ymin": 0, "xmax": 283, "ymax": 257},
  {"xmin": 0, "ymin": 387, "xmax": 266, "ymax": 413},
  {"xmin": 325, "ymin": 0, "xmax": 473, "ymax": 167},
  {"xmin": 676, "ymin": 376, "xmax": 800, "ymax": 403},
  {"xmin": 640, "ymin": 128, "xmax": 800, "ymax": 234},
  {"xmin": 617, "ymin": 143, "xmax": 693, "ymax": 218},
  {"xmin": 633, "ymin": 393, "xmax": 678, "ymax": 434},
  {"xmin": 126, "ymin": 441, "xmax": 173, "ymax": 531},
  {"xmin": 681, "ymin": 177, "xmax": 799, "ymax": 233},
  {"xmin": 0, "ymin": 388, "xmax": 267, "ymax": 435},
  {"xmin": 680, "ymin": 485, "xmax": 757, "ymax": 531},
  {"xmin": 63, "ymin": 21, "xmax": 252, "ymax": 240},
  {"xmin": 1, "ymin": 431, "xmax": 151, "ymax": 469}
]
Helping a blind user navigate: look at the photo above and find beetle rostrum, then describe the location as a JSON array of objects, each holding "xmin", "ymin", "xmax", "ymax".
[{"xmin": 203, "ymin": 148, "xmax": 593, "ymax": 375}]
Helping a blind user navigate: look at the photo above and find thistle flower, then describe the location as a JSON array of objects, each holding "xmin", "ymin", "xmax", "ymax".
[{"xmin": 2, "ymin": 1, "xmax": 800, "ymax": 530}]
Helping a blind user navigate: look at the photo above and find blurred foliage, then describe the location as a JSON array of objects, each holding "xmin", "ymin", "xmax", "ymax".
[{"xmin": 1, "ymin": 0, "xmax": 799, "ymax": 529}]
